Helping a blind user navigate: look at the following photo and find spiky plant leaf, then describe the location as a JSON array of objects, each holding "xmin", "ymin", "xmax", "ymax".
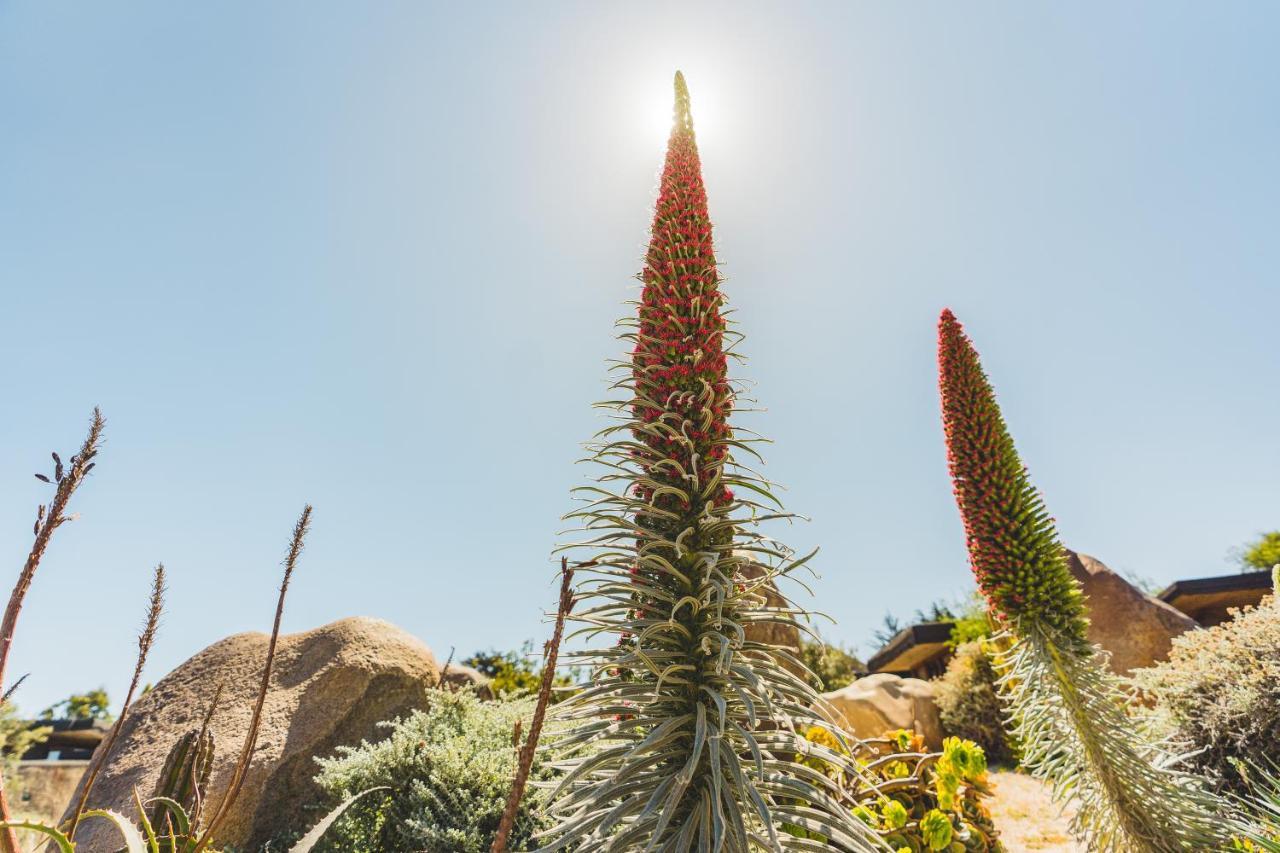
[
  {"xmin": 937, "ymin": 309, "xmax": 1228, "ymax": 852},
  {"xmin": 540, "ymin": 72, "xmax": 885, "ymax": 853},
  {"xmin": 288, "ymin": 787, "xmax": 389, "ymax": 853},
  {"xmin": 0, "ymin": 822, "xmax": 75, "ymax": 853}
]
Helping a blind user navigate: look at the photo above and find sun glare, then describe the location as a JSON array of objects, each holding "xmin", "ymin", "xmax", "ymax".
[{"xmin": 641, "ymin": 70, "xmax": 720, "ymax": 151}]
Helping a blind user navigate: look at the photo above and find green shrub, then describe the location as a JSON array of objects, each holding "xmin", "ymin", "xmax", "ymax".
[
  {"xmin": 312, "ymin": 689, "xmax": 550, "ymax": 852},
  {"xmin": 799, "ymin": 634, "xmax": 866, "ymax": 692},
  {"xmin": 463, "ymin": 642, "xmax": 577, "ymax": 700},
  {"xmin": 1132, "ymin": 592, "xmax": 1280, "ymax": 797},
  {"xmin": 791, "ymin": 727, "xmax": 1006, "ymax": 851},
  {"xmin": 0, "ymin": 705, "xmax": 50, "ymax": 802},
  {"xmin": 934, "ymin": 641, "xmax": 1017, "ymax": 767}
]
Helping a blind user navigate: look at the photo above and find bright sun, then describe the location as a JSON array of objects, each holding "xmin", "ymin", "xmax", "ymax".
[{"xmin": 643, "ymin": 71, "xmax": 719, "ymax": 150}]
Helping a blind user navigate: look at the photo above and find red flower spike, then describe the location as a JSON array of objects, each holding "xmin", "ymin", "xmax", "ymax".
[
  {"xmin": 937, "ymin": 309, "xmax": 1088, "ymax": 641},
  {"xmin": 631, "ymin": 71, "xmax": 732, "ymax": 516}
]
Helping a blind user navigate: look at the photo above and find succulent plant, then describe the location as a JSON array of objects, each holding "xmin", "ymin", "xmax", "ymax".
[
  {"xmin": 937, "ymin": 309, "xmax": 1229, "ymax": 852},
  {"xmin": 541, "ymin": 72, "xmax": 885, "ymax": 851},
  {"xmin": 151, "ymin": 727, "xmax": 216, "ymax": 832}
]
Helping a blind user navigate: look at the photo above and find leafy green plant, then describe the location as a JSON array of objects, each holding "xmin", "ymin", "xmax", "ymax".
[
  {"xmin": 799, "ymin": 634, "xmax": 866, "ymax": 693},
  {"xmin": 312, "ymin": 688, "xmax": 550, "ymax": 853},
  {"xmin": 0, "ymin": 704, "xmax": 50, "ymax": 804},
  {"xmin": 945, "ymin": 593, "xmax": 993, "ymax": 650},
  {"xmin": 464, "ymin": 642, "xmax": 578, "ymax": 701},
  {"xmin": 933, "ymin": 641, "xmax": 1016, "ymax": 768},
  {"xmin": 937, "ymin": 309, "xmax": 1229, "ymax": 852},
  {"xmin": 540, "ymin": 71, "xmax": 884, "ymax": 851},
  {"xmin": 1235, "ymin": 532, "xmax": 1280, "ymax": 573},
  {"xmin": 1131, "ymin": 584, "xmax": 1280, "ymax": 798},
  {"xmin": 792, "ymin": 728, "xmax": 1004, "ymax": 852},
  {"xmin": 40, "ymin": 690, "xmax": 112, "ymax": 723}
]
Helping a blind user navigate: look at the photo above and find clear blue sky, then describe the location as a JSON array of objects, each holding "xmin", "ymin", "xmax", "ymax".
[{"xmin": 2, "ymin": 3, "xmax": 1277, "ymax": 714}]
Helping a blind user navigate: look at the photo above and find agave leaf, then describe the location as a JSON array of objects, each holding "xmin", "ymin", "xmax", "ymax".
[
  {"xmin": 143, "ymin": 796, "xmax": 191, "ymax": 839},
  {"xmin": 287, "ymin": 787, "xmax": 389, "ymax": 853},
  {"xmin": 0, "ymin": 821, "xmax": 75, "ymax": 853},
  {"xmin": 132, "ymin": 787, "xmax": 160, "ymax": 853},
  {"xmin": 81, "ymin": 808, "xmax": 148, "ymax": 853}
]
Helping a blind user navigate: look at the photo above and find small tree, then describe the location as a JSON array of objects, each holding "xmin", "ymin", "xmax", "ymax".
[
  {"xmin": 40, "ymin": 688, "xmax": 111, "ymax": 722},
  {"xmin": 1237, "ymin": 531, "xmax": 1280, "ymax": 573}
]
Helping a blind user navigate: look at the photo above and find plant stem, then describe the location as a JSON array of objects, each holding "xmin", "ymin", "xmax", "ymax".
[
  {"xmin": 193, "ymin": 504, "xmax": 311, "ymax": 853},
  {"xmin": 0, "ymin": 408, "xmax": 104, "ymax": 853},
  {"xmin": 67, "ymin": 563, "xmax": 165, "ymax": 839},
  {"xmin": 490, "ymin": 558, "xmax": 577, "ymax": 853}
]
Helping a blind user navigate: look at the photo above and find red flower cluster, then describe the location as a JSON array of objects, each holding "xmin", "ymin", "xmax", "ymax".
[
  {"xmin": 631, "ymin": 72, "xmax": 733, "ymax": 511},
  {"xmin": 937, "ymin": 309, "xmax": 1087, "ymax": 639}
]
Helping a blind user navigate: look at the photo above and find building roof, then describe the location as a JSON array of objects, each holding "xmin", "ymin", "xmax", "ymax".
[
  {"xmin": 1158, "ymin": 570, "xmax": 1272, "ymax": 613},
  {"xmin": 866, "ymin": 620, "xmax": 955, "ymax": 674}
]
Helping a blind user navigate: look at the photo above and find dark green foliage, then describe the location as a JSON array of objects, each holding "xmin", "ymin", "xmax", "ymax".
[
  {"xmin": 798, "ymin": 634, "xmax": 865, "ymax": 692},
  {"xmin": 40, "ymin": 688, "xmax": 112, "ymax": 722},
  {"xmin": 463, "ymin": 642, "xmax": 576, "ymax": 701},
  {"xmin": 947, "ymin": 592, "xmax": 994, "ymax": 649},
  {"xmin": 1238, "ymin": 531, "xmax": 1280, "ymax": 573},
  {"xmin": 0, "ymin": 704, "xmax": 50, "ymax": 801},
  {"xmin": 933, "ymin": 641, "xmax": 1017, "ymax": 767}
]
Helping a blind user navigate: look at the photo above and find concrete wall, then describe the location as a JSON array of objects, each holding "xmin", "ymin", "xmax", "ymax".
[{"xmin": 14, "ymin": 759, "xmax": 88, "ymax": 823}]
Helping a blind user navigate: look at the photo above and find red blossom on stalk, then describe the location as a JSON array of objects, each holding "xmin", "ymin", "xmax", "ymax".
[
  {"xmin": 937, "ymin": 308, "xmax": 1087, "ymax": 640},
  {"xmin": 631, "ymin": 71, "xmax": 733, "ymax": 513}
]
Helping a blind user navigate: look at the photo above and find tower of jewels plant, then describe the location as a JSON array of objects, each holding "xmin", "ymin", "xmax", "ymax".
[
  {"xmin": 936, "ymin": 308, "xmax": 1229, "ymax": 852},
  {"xmin": 541, "ymin": 73, "xmax": 885, "ymax": 852}
]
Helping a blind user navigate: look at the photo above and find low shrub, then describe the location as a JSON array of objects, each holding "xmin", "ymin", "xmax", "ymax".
[
  {"xmin": 0, "ymin": 705, "xmax": 50, "ymax": 803},
  {"xmin": 799, "ymin": 633, "xmax": 866, "ymax": 692},
  {"xmin": 933, "ymin": 641, "xmax": 1017, "ymax": 767},
  {"xmin": 790, "ymin": 727, "xmax": 1005, "ymax": 852},
  {"xmin": 1131, "ymin": 586, "xmax": 1280, "ymax": 797},
  {"xmin": 312, "ymin": 688, "xmax": 550, "ymax": 852}
]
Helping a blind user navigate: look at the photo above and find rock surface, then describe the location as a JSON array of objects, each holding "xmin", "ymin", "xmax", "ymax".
[
  {"xmin": 819, "ymin": 672, "xmax": 943, "ymax": 750},
  {"xmin": 1065, "ymin": 550, "xmax": 1198, "ymax": 675},
  {"xmin": 62, "ymin": 617, "xmax": 456, "ymax": 852},
  {"xmin": 738, "ymin": 560, "xmax": 806, "ymax": 678}
]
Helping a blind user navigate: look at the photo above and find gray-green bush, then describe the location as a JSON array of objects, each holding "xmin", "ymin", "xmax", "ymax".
[
  {"xmin": 313, "ymin": 688, "xmax": 550, "ymax": 852},
  {"xmin": 1132, "ymin": 589, "xmax": 1280, "ymax": 798}
]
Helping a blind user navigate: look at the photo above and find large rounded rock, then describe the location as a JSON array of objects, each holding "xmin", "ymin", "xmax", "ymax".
[
  {"xmin": 819, "ymin": 672, "xmax": 943, "ymax": 750},
  {"xmin": 63, "ymin": 617, "xmax": 457, "ymax": 852},
  {"xmin": 738, "ymin": 560, "xmax": 805, "ymax": 679},
  {"xmin": 1065, "ymin": 550, "xmax": 1198, "ymax": 675}
]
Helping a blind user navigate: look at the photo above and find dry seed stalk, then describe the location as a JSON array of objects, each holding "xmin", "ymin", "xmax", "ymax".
[
  {"xmin": 193, "ymin": 504, "xmax": 312, "ymax": 853},
  {"xmin": 67, "ymin": 564, "xmax": 166, "ymax": 839},
  {"xmin": 490, "ymin": 558, "xmax": 577, "ymax": 853},
  {"xmin": 0, "ymin": 408, "xmax": 104, "ymax": 853}
]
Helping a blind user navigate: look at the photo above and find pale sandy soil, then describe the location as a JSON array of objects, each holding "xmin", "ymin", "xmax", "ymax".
[{"xmin": 987, "ymin": 770, "xmax": 1084, "ymax": 852}]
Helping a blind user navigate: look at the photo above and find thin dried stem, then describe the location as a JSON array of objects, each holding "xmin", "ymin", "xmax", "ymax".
[
  {"xmin": 194, "ymin": 504, "xmax": 312, "ymax": 853},
  {"xmin": 67, "ymin": 563, "xmax": 165, "ymax": 838},
  {"xmin": 0, "ymin": 675, "xmax": 28, "ymax": 707},
  {"xmin": 490, "ymin": 558, "xmax": 578, "ymax": 853},
  {"xmin": 0, "ymin": 407, "xmax": 104, "ymax": 853}
]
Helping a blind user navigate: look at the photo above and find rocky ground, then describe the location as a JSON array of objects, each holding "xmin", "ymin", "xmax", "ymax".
[{"xmin": 987, "ymin": 770, "xmax": 1084, "ymax": 852}]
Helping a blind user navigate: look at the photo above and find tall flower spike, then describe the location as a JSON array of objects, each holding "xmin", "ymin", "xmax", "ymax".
[
  {"xmin": 541, "ymin": 73, "xmax": 884, "ymax": 852},
  {"xmin": 937, "ymin": 309, "xmax": 1228, "ymax": 852}
]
